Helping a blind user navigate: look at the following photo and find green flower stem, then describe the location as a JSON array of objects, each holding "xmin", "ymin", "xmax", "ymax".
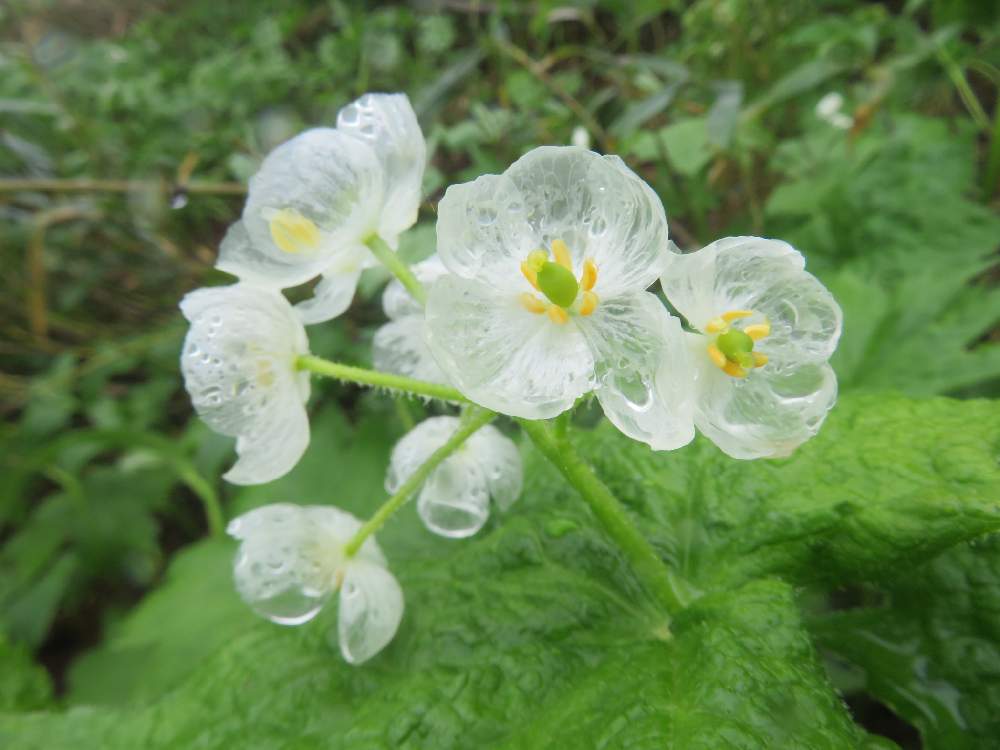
[
  {"xmin": 517, "ymin": 418, "xmax": 691, "ymax": 621},
  {"xmin": 344, "ymin": 407, "xmax": 497, "ymax": 556},
  {"xmin": 364, "ymin": 233, "xmax": 427, "ymax": 306},
  {"xmin": 297, "ymin": 355, "xmax": 469, "ymax": 404}
]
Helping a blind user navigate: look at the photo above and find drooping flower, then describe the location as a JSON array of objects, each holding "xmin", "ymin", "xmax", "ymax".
[
  {"xmin": 373, "ymin": 255, "xmax": 448, "ymax": 383},
  {"xmin": 386, "ymin": 416, "xmax": 522, "ymax": 538},
  {"xmin": 217, "ymin": 93, "xmax": 426, "ymax": 324},
  {"xmin": 660, "ymin": 236, "xmax": 842, "ymax": 459},
  {"xmin": 227, "ymin": 503, "xmax": 403, "ymax": 665},
  {"xmin": 180, "ymin": 284, "xmax": 310, "ymax": 484},
  {"xmin": 424, "ymin": 146, "xmax": 695, "ymax": 450}
]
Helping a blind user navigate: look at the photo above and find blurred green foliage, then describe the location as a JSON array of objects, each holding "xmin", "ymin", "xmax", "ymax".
[{"xmin": 1, "ymin": 0, "xmax": 998, "ymax": 747}]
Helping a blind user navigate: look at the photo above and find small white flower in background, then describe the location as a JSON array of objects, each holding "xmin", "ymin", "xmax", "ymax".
[
  {"xmin": 373, "ymin": 255, "xmax": 448, "ymax": 383},
  {"xmin": 227, "ymin": 503, "xmax": 403, "ymax": 665},
  {"xmin": 660, "ymin": 236, "xmax": 842, "ymax": 459},
  {"xmin": 217, "ymin": 93, "xmax": 426, "ymax": 324},
  {"xmin": 815, "ymin": 92, "xmax": 853, "ymax": 130},
  {"xmin": 570, "ymin": 126, "xmax": 590, "ymax": 149},
  {"xmin": 386, "ymin": 416, "xmax": 522, "ymax": 538},
  {"xmin": 180, "ymin": 284, "xmax": 311, "ymax": 485},
  {"xmin": 425, "ymin": 145, "xmax": 695, "ymax": 451}
]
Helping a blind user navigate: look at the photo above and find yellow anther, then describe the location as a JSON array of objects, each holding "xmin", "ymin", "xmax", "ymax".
[
  {"xmin": 547, "ymin": 305, "xmax": 569, "ymax": 325},
  {"xmin": 723, "ymin": 361, "xmax": 748, "ymax": 378},
  {"xmin": 722, "ymin": 310, "xmax": 753, "ymax": 323},
  {"xmin": 752, "ymin": 352, "xmax": 769, "ymax": 367},
  {"xmin": 579, "ymin": 291, "xmax": 599, "ymax": 316},
  {"xmin": 705, "ymin": 317, "xmax": 728, "ymax": 334},
  {"xmin": 581, "ymin": 259, "xmax": 598, "ymax": 291},
  {"xmin": 744, "ymin": 322, "xmax": 771, "ymax": 341},
  {"xmin": 551, "ymin": 239, "xmax": 573, "ymax": 270},
  {"xmin": 519, "ymin": 293, "xmax": 547, "ymax": 315},
  {"xmin": 526, "ymin": 249, "xmax": 549, "ymax": 271},
  {"xmin": 707, "ymin": 344, "xmax": 727, "ymax": 370},
  {"xmin": 520, "ymin": 261, "xmax": 540, "ymax": 291},
  {"xmin": 267, "ymin": 208, "xmax": 320, "ymax": 254}
]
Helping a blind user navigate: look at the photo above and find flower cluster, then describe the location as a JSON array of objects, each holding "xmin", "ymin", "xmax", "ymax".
[{"xmin": 179, "ymin": 90, "xmax": 841, "ymax": 666}]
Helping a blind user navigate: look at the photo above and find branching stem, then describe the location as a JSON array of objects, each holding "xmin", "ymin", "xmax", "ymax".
[{"xmin": 297, "ymin": 356, "xmax": 468, "ymax": 404}]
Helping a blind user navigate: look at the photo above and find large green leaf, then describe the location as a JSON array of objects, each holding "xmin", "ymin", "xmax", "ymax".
[
  {"xmin": 3, "ymin": 393, "xmax": 999, "ymax": 747},
  {"xmin": 812, "ymin": 535, "xmax": 1000, "ymax": 749}
]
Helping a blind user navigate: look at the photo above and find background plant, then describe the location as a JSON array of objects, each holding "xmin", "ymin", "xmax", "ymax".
[{"xmin": 1, "ymin": 1, "xmax": 998, "ymax": 748}]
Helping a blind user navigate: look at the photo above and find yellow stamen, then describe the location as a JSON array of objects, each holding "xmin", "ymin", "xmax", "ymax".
[
  {"xmin": 707, "ymin": 344, "xmax": 727, "ymax": 370},
  {"xmin": 579, "ymin": 291, "xmax": 598, "ymax": 316},
  {"xmin": 581, "ymin": 259, "xmax": 598, "ymax": 291},
  {"xmin": 705, "ymin": 317, "xmax": 727, "ymax": 334},
  {"xmin": 525, "ymin": 249, "xmax": 549, "ymax": 271},
  {"xmin": 752, "ymin": 352, "xmax": 769, "ymax": 367},
  {"xmin": 547, "ymin": 305, "xmax": 569, "ymax": 325},
  {"xmin": 519, "ymin": 292, "xmax": 547, "ymax": 315},
  {"xmin": 722, "ymin": 310, "xmax": 753, "ymax": 323},
  {"xmin": 520, "ymin": 262, "xmax": 540, "ymax": 291},
  {"xmin": 723, "ymin": 361, "xmax": 748, "ymax": 378},
  {"xmin": 551, "ymin": 239, "xmax": 573, "ymax": 270},
  {"xmin": 744, "ymin": 322, "xmax": 771, "ymax": 341},
  {"xmin": 267, "ymin": 208, "xmax": 320, "ymax": 254}
]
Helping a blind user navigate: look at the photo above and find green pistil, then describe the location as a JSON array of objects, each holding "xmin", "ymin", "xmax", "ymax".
[
  {"xmin": 716, "ymin": 329, "xmax": 755, "ymax": 369},
  {"xmin": 536, "ymin": 261, "xmax": 579, "ymax": 308}
]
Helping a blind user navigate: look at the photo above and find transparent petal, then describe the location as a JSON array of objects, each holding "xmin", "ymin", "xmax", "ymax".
[
  {"xmin": 688, "ymin": 332, "xmax": 838, "ymax": 459},
  {"xmin": 385, "ymin": 416, "xmax": 457, "ymax": 494},
  {"xmin": 382, "ymin": 255, "xmax": 447, "ymax": 320},
  {"xmin": 240, "ymin": 128, "xmax": 383, "ymax": 285},
  {"xmin": 577, "ymin": 292, "xmax": 696, "ymax": 451},
  {"xmin": 216, "ymin": 220, "xmax": 329, "ymax": 290},
  {"xmin": 425, "ymin": 275, "xmax": 595, "ymax": 419},
  {"xmin": 338, "ymin": 559, "xmax": 404, "ymax": 665},
  {"xmin": 337, "ymin": 93, "xmax": 426, "ymax": 247},
  {"xmin": 436, "ymin": 146, "xmax": 668, "ymax": 296},
  {"xmin": 179, "ymin": 285, "xmax": 311, "ymax": 485},
  {"xmin": 386, "ymin": 417, "xmax": 522, "ymax": 536},
  {"xmin": 373, "ymin": 316, "xmax": 447, "ymax": 384},
  {"xmin": 466, "ymin": 424, "xmax": 523, "ymax": 511},
  {"xmin": 227, "ymin": 504, "xmax": 365, "ymax": 625},
  {"xmin": 661, "ymin": 237, "xmax": 842, "ymax": 365},
  {"xmin": 417, "ymin": 460, "xmax": 491, "ymax": 538},
  {"xmin": 295, "ymin": 267, "xmax": 363, "ymax": 325}
]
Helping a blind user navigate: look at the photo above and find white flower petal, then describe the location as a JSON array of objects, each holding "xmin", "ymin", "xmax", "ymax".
[
  {"xmin": 338, "ymin": 559, "xmax": 404, "ymax": 665},
  {"xmin": 336, "ymin": 93, "xmax": 425, "ymax": 246},
  {"xmin": 577, "ymin": 292, "xmax": 696, "ymax": 451},
  {"xmin": 436, "ymin": 146, "xmax": 668, "ymax": 296},
  {"xmin": 180, "ymin": 285, "xmax": 311, "ymax": 485},
  {"xmin": 688, "ymin": 331, "xmax": 838, "ymax": 459},
  {"xmin": 217, "ymin": 221, "xmax": 330, "ymax": 289},
  {"xmin": 425, "ymin": 275, "xmax": 594, "ymax": 419},
  {"xmin": 294, "ymin": 267, "xmax": 363, "ymax": 325},
  {"xmin": 227, "ymin": 504, "xmax": 362, "ymax": 625},
  {"xmin": 239, "ymin": 128, "xmax": 384, "ymax": 285},
  {"xmin": 661, "ymin": 236, "xmax": 842, "ymax": 365},
  {"xmin": 373, "ymin": 316, "xmax": 447, "ymax": 384},
  {"xmin": 382, "ymin": 255, "xmax": 447, "ymax": 320},
  {"xmin": 417, "ymin": 461, "xmax": 491, "ymax": 539},
  {"xmin": 386, "ymin": 417, "xmax": 523, "ymax": 538}
]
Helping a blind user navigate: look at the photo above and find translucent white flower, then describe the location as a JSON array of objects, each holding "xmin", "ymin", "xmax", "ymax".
[
  {"xmin": 227, "ymin": 503, "xmax": 403, "ymax": 665},
  {"xmin": 180, "ymin": 284, "xmax": 310, "ymax": 484},
  {"xmin": 425, "ymin": 146, "xmax": 695, "ymax": 450},
  {"xmin": 660, "ymin": 236, "xmax": 842, "ymax": 459},
  {"xmin": 386, "ymin": 416, "xmax": 522, "ymax": 538},
  {"xmin": 373, "ymin": 255, "xmax": 448, "ymax": 383},
  {"xmin": 815, "ymin": 92, "xmax": 853, "ymax": 130},
  {"xmin": 217, "ymin": 93, "xmax": 426, "ymax": 324}
]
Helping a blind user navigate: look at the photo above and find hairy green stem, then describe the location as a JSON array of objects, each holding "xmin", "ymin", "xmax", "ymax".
[
  {"xmin": 517, "ymin": 418, "xmax": 692, "ymax": 621},
  {"xmin": 365, "ymin": 234, "xmax": 427, "ymax": 306},
  {"xmin": 344, "ymin": 407, "xmax": 496, "ymax": 556},
  {"xmin": 297, "ymin": 355, "xmax": 468, "ymax": 404}
]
